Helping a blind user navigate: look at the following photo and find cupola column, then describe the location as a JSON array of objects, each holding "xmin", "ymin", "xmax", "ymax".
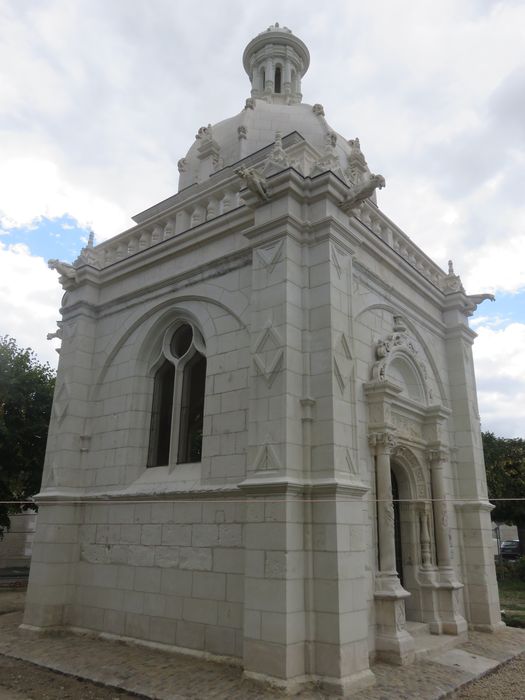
[{"xmin": 265, "ymin": 57, "xmax": 273, "ymax": 92}]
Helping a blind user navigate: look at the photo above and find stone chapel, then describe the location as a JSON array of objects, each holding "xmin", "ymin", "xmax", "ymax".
[{"xmin": 24, "ymin": 24, "xmax": 502, "ymax": 695}]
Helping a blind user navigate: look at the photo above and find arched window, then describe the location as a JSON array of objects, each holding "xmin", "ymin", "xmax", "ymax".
[
  {"xmin": 274, "ymin": 66, "xmax": 282, "ymax": 94},
  {"xmin": 147, "ymin": 322, "xmax": 206, "ymax": 467}
]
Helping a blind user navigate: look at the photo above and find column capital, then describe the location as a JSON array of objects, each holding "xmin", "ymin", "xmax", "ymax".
[
  {"xmin": 368, "ymin": 431, "xmax": 397, "ymax": 455},
  {"xmin": 427, "ymin": 446, "xmax": 449, "ymax": 466}
]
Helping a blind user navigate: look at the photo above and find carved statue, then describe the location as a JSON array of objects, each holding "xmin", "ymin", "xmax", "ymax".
[
  {"xmin": 48, "ymin": 259, "xmax": 76, "ymax": 279},
  {"xmin": 195, "ymin": 124, "xmax": 212, "ymax": 140},
  {"xmin": 264, "ymin": 131, "xmax": 290, "ymax": 171},
  {"xmin": 244, "ymin": 98, "xmax": 255, "ymax": 110},
  {"xmin": 312, "ymin": 103, "xmax": 325, "ymax": 117},
  {"xmin": 177, "ymin": 158, "xmax": 187, "ymax": 173},
  {"xmin": 346, "ymin": 138, "xmax": 368, "ymax": 180},
  {"xmin": 376, "ymin": 339, "xmax": 390, "ymax": 359},
  {"xmin": 325, "ymin": 131, "xmax": 337, "ymax": 150},
  {"xmin": 339, "ymin": 173, "xmax": 386, "ymax": 213},
  {"xmin": 235, "ymin": 166, "xmax": 269, "ymax": 201}
]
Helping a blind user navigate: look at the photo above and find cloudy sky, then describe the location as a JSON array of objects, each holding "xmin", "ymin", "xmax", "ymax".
[{"xmin": 1, "ymin": 0, "xmax": 524, "ymax": 437}]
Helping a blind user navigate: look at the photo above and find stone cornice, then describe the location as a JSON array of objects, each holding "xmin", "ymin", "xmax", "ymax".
[
  {"xmin": 33, "ymin": 485, "xmax": 243, "ymax": 503},
  {"xmin": 63, "ymin": 249, "xmax": 252, "ymax": 323},
  {"xmin": 237, "ymin": 476, "xmax": 369, "ymax": 497},
  {"xmin": 97, "ymin": 206, "xmax": 252, "ymax": 281},
  {"xmin": 453, "ymin": 500, "xmax": 495, "ymax": 512},
  {"xmin": 443, "ymin": 323, "xmax": 477, "ymax": 344}
]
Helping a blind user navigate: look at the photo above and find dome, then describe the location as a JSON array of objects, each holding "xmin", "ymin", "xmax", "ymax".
[{"xmin": 177, "ymin": 24, "xmax": 375, "ymax": 193}]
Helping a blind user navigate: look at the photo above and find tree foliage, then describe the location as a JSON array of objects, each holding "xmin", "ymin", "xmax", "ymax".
[
  {"xmin": 0, "ymin": 336, "xmax": 55, "ymax": 537},
  {"xmin": 483, "ymin": 431, "xmax": 525, "ymax": 554}
]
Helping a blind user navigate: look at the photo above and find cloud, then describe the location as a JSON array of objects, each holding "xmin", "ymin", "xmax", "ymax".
[
  {"xmin": 473, "ymin": 321, "xmax": 525, "ymax": 437},
  {"xmin": 0, "ymin": 0, "xmax": 524, "ymax": 438},
  {"xmin": 0, "ymin": 157, "xmax": 128, "ymax": 241},
  {"xmin": 0, "ymin": 242, "xmax": 61, "ymax": 368}
]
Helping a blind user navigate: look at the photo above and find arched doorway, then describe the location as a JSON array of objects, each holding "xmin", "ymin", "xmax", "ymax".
[
  {"xmin": 391, "ymin": 469, "xmax": 404, "ymax": 587},
  {"xmin": 390, "ymin": 455, "xmax": 425, "ymax": 624}
]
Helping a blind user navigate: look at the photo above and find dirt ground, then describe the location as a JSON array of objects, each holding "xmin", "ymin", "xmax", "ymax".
[{"xmin": 0, "ymin": 655, "xmax": 145, "ymax": 700}]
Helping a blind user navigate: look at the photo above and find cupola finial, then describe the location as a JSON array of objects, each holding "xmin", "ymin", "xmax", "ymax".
[{"xmin": 242, "ymin": 25, "xmax": 310, "ymax": 105}]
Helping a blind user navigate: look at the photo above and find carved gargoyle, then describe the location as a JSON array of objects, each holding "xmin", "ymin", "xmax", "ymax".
[
  {"xmin": 235, "ymin": 166, "xmax": 269, "ymax": 202},
  {"xmin": 47, "ymin": 326, "xmax": 63, "ymax": 341},
  {"xmin": 48, "ymin": 259, "xmax": 76, "ymax": 279},
  {"xmin": 465, "ymin": 292, "xmax": 496, "ymax": 316},
  {"xmin": 339, "ymin": 173, "xmax": 386, "ymax": 213},
  {"xmin": 467, "ymin": 293, "xmax": 495, "ymax": 305}
]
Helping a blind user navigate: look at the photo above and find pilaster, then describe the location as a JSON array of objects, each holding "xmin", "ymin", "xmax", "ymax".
[
  {"xmin": 24, "ymin": 276, "xmax": 99, "ymax": 629},
  {"xmin": 444, "ymin": 312, "xmax": 502, "ymax": 631}
]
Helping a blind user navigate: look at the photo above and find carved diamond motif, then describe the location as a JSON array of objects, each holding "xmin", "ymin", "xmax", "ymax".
[
  {"xmin": 53, "ymin": 379, "xmax": 70, "ymax": 425},
  {"xmin": 345, "ymin": 448, "xmax": 358, "ymax": 475},
  {"xmin": 331, "ymin": 245, "xmax": 348, "ymax": 279},
  {"xmin": 256, "ymin": 240, "xmax": 284, "ymax": 275},
  {"xmin": 333, "ymin": 332, "xmax": 353, "ymax": 395},
  {"xmin": 253, "ymin": 323, "xmax": 284, "ymax": 387}
]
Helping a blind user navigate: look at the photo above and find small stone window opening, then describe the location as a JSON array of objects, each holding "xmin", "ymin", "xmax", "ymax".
[
  {"xmin": 261, "ymin": 68, "xmax": 266, "ymax": 90},
  {"xmin": 147, "ymin": 322, "xmax": 206, "ymax": 467},
  {"xmin": 275, "ymin": 66, "xmax": 282, "ymax": 93}
]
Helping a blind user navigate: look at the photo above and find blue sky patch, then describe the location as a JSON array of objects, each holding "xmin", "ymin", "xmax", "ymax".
[
  {"xmin": 1, "ymin": 215, "xmax": 90, "ymax": 263},
  {"xmin": 472, "ymin": 291, "xmax": 525, "ymax": 328}
]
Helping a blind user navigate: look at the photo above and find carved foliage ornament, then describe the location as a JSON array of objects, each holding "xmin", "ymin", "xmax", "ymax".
[
  {"xmin": 368, "ymin": 431, "xmax": 397, "ymax": 454},
  {"xmin": 370, "ymin": 315, "xmax": 433, "ymax": 401}
]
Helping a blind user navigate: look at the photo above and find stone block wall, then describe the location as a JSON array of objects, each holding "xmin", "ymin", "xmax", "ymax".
[{"xmin": 65, "ymin": 499, "xmax": 246, "ymax": 658}]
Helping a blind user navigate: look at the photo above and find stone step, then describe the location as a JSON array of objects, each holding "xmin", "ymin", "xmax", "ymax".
[
  {"xmin": 405, "ymin": 620, "xmax": 467, "ymax": 660},
  {"xmin": 405, "ymin": 620, "xmax": 430, "ymax": 637}
]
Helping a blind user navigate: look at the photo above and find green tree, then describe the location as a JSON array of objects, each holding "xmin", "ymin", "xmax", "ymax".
[
  {"xmin": 483, "ymin": 431, "xmax": 525, "ymax": 555},
  {"xmin": 0, "ymin": 336, "xmax": 55, "ymax": 538}
]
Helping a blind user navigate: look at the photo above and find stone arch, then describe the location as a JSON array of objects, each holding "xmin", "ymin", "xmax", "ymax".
[
  {"xmin": 392, "ymin": 444, "xmax": 429, "ymax": 501},
  {"xmin": 355, "ymin": 304, "xmax": 447, "ymax": 406},
  {"xmin": 388, "ymin": 352, "xmax": 427, "ymax": 404},
  {"xmin": 90, "ymin": 293, "xmax": 247, "ymax": 401}
]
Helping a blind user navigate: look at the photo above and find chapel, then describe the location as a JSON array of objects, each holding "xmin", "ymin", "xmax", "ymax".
[{"xmin": 24, "ymin": 24, "xmax": 501, "ymax": 695}]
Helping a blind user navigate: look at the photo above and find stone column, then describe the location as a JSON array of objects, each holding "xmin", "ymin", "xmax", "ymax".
[
  {"xmin": 370, "ymin": 432, "xmax": 399, "ymax": 584},
  {"xmin": 369, "ymin": 432, "xmax": 414, "ymax": 665},
  {"xmin": 428, "ymin": 449, "xmax": 452, "ymax": 571},
  {"xmin": 426, "ymin": 449, "xmax": 468, "ymax": 634},
  {"xmin": 265, "ymin": 58, "xmax": 273, "ymax": 92}
]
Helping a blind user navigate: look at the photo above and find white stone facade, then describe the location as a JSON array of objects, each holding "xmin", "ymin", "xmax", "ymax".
[{"xmin": 24, "ymin": 24, "xmax": 501, "ymax": 695}]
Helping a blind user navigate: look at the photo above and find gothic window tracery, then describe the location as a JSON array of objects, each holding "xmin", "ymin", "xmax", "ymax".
[{"xmin": 147, "ymin": 322, "xmax": 206, "ymax": 467}]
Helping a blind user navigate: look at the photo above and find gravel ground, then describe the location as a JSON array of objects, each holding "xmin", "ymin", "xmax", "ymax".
[{"xmin": 453, "ymin": 653, "xmax": 525, "ymax": 699}]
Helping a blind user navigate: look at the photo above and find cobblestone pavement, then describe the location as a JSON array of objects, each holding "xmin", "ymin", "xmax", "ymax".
[{"xmin": 1, "ymin": 591, "xmax": 525, "ymax": 699}]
